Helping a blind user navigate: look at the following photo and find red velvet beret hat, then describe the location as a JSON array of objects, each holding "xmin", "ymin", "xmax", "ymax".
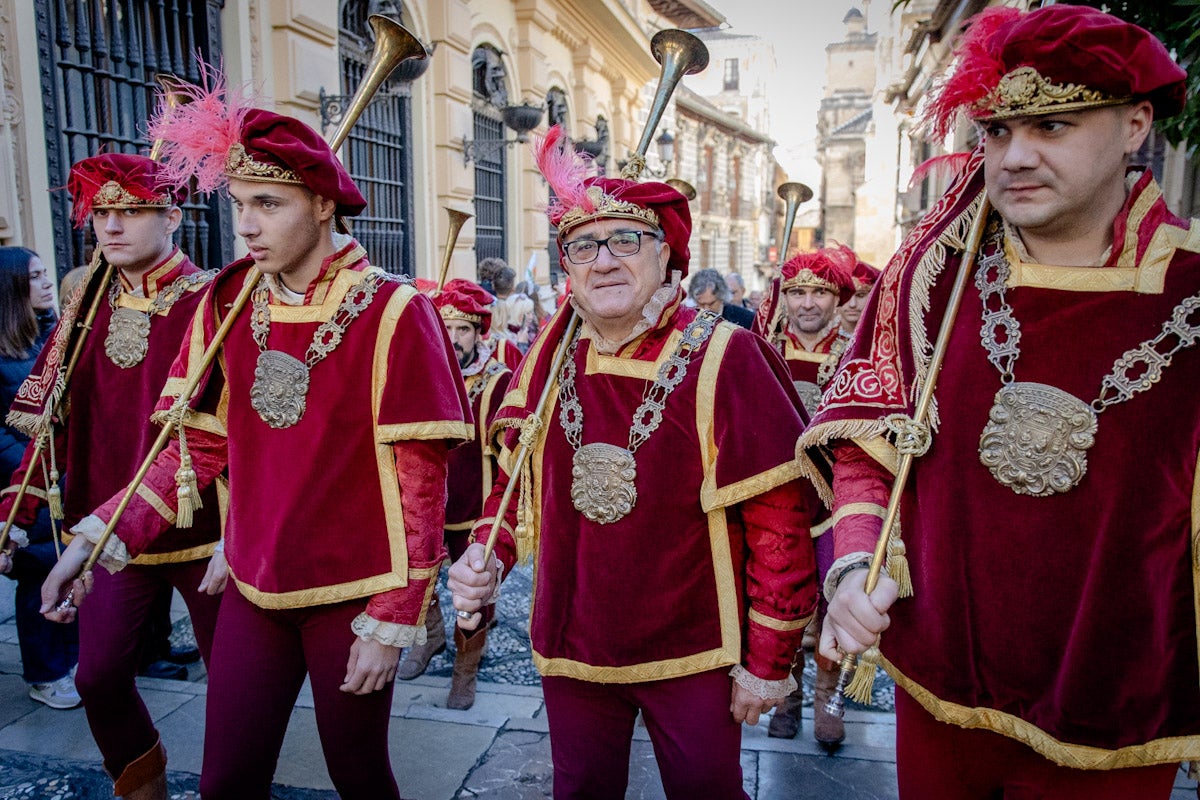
[
  {"xmin": 850, "ymin": 258, "xmax": 880, "ymax": 290},
  {"xmin": 535, "ymin": 126, "xmax": 692, "ymax": 276},
  {"xmin": 926, "ymin": 5, "xmax": 1187, "ymax": 139},
  {"xmin": 780, "ymin": 244, "xmax": 856, "ymax": 305},
  {"xmin": 147, "ymin": 66, "xmax": 367, "ymax": 217},
  {"xmin": 434, "ymin": 278, "xmax": 495, "ymax": 336},
  {"xmin": 67, "ymin": 153, "xmax": 187, "ymax": 228},
  {"xmin": 227, "ymin": 109, "xmax": 366, "ymax": 217}
]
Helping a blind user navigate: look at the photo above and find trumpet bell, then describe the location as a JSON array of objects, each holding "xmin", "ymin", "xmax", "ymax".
[{"xmin": 623, "ymin": 30, "xmax": 709, "ymax": 180}]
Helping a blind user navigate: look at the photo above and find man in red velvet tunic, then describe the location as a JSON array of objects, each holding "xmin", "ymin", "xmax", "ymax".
[
  {"xmin": 0, "ymin": 153, "xmax": 221, "ymax": 799},
  {"xmin": 811, "ymin": 6, "xmax": 1200, "ymax": 797},
  {"xmin": 754, "ymin": 246, "xmax": 856, "ymax": 417},
  {"xmin": 397, "ymin": 278, "xmax": 511, "ymax": 712},
  {"xmin": 449, "ymin": 128, "xmax": 822, "ymax": 800},
  {"xmin": 43, "ymin": 97, "xmax": 471, "ymax": 800},
  {"xmin": 750, "ymin": 245, "xmax": 855, "ymax": 746}
]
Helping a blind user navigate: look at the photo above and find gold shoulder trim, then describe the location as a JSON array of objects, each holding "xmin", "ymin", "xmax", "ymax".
[
  {"xmin": 376, "ymin": 421, "xmax": 473, "ymax": 443},
  {"xmin": 584, "ymin": 329, "xmax": 682, "ymax": 379},
  {"xmin": 702, "ymin": 460, "xmax": 803, "ymax": 514},
  {"xmin": 886, "ymin": 656, "xmax": 1200, "ymax": 768}
]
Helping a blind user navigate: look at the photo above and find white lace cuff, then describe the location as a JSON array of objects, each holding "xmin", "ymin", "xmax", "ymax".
[
  {"xmin": 823, "ymin": 551, "xmax": 872, "ymax": 602},
  {"xmin": 730, "ymin": 664, "xmax": 797, "ymax": 703},
  {"xmin": 350, "ymin": 613, "xmax": 426, "ymax": 648},
  {"xmin": 71, "ymin": 514, "xmax": 130, "ymax": 573},
  {"xmin": 8, "ymin": 525, "xmax": 28, "ymax": 548}
]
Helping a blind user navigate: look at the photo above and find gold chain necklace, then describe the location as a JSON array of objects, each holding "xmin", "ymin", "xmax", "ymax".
[
  {"xmin": 248, "ymin": 272, "xmax": 384, "ymax": 428},
  {"xmin": 104, "ymin": 272, "xmax": 212, "ymax": 368},
  {"xmin": 976, "ymin": 235, "xmax": 1200, "ymax": 496},
  {"xmin": 557, "ymin": 310, "xmax": 719, "ymax": 524}
]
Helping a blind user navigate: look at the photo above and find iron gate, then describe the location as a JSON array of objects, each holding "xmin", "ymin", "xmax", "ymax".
[
  {"xmin": 35, "ymin": 0, "xmax": 231, "ymax": 277},
  {"xmin": 472, "ymin": 112, "xmax": 507, "ymax": 263}
]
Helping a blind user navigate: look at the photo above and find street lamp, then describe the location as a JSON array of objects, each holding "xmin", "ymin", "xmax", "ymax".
[{"xmin": 619, "ymin": 129, "xmax": 675, "ymax": 177}]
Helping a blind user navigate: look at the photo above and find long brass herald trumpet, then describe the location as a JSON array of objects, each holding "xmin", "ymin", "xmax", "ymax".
[
  {"xmin": 777, "ymin": 181, "xmax": 813, "ymax": 261},
  {"xmin": 436, "ymin": 208, "xmax": 473, "ymax": 290},
  {"xmin": 66, "ymin": 16, "xmax": 428, "ymax": 585},
  {"xmin": 478, "ymin": 29, "xmax": 709, "ymax": 571},
  {"xmin": 620, "ymin": 30, "xmax": 709, "ymax": 180},
  {"xmin": 665, "ymin": 178, "xmax": 697, "ymax": 201}
]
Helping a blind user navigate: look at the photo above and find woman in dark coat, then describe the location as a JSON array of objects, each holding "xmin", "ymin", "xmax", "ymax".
[{"xmin": 0, "ymin": 246, "xmax": 80, "ymax": 708}]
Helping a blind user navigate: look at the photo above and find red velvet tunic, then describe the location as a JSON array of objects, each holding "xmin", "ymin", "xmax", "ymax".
[
  {"xmin": 445, "ymin": 352, "xmax": 511, "ymax": 530},
  {"xmin": 781, "ymin": 327, "xmax": 845, "ymax": 417},
  {"xmin": 1, "ymin": 249, "xmax": 220, "ymax": 563},
  {"xmin": 91, "ymin": 239, "xmax": 472, "ymax": 623},
  {"xmin": 805, "ymin": 159, "xmax": 1200, "ymax": 767},
  {"xmin": 475, "ymin": 293, "xmax": 822, "ymax": 684}
]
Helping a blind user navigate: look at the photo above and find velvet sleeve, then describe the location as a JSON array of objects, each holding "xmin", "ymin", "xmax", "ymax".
[
  {"xmin": 363, "ymin": 440, "xmax": 450, "ymax": 627},
  {"xmin": 740, "ymin": 478, "xmax": 820, "ymax": 680},
  {"xmin": 469, "ymin": 464, "xmax": 519, "ymax": 578},
  {"xmin": 830, "ymin": 441, "xmax": 891, "ymax": 560},
  {"xmin": 90, "ymin": 427, "xmax": 227, "ymax": 556}
]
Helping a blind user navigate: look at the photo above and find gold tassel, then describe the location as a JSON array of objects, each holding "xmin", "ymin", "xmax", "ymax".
[
  {"xmin": 845, "ymin": 644, "xmax": 880, "ymax": 705},
  {"xmin": 46, "ymin": 429, "xmax": 64, "ymax": 521},
  {"xmin": 174, "ymin": 425, "xmax": 201, "ymax": 529},
  {"xmin": 887, "ymin": 533, "xmax": 914, "ymax": 599}
]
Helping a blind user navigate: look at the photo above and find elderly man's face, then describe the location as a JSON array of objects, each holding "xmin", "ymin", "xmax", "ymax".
[{"xmin": 561, "ymin": 219, "xmax": 669, "ymax": 338}]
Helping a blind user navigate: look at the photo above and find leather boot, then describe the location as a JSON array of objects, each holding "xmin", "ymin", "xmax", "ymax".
[
  {"xmin": 113, "ymin": 739, "xmax": 168, "ymax": 799},
  {"xmin": 812, "ymin": 656, "xmax": 846, "ymax": 750},
  {"xmin": 767, "ymin": 659, "xmax": 805, "ymax": 739},
  {"xmin": 397, "ymin": 601, "xmax": 446, "ymax": 680},
  {"xmin": 447, "ymin": 626, "xmax": 486, "ymax": 710}
]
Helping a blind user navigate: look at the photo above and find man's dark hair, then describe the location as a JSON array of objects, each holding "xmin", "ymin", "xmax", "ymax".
[
  {"xmin": 493, "ymin": 266, "xmax": 516, "ymax": 296},
  {"xmin": 478, "ymin": 257, "xmax": 507, "ymax": 283}
]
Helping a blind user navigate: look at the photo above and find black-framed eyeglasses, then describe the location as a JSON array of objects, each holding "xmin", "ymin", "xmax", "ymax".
[{"xmin": 562, "ymin": 230, "xmax": 663, "ymax": 265}]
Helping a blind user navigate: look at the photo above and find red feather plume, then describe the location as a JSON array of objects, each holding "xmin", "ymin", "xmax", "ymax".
[
  {"xmin": 922, "ymin": 6, "xmax": 1021, "ymax": 140},
  {"xmin": 535, "ymin": 125, "xmax": 596, "ymax": 225}
]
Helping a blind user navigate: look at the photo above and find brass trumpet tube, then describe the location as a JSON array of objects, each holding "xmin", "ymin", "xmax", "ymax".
[
  {"xmin": 436, "ymin": 208, "xmax": 473, "ymax": 290},
  {"xmin": 622, "ymin": 30, "xmax": 709, "ymax": 179}
]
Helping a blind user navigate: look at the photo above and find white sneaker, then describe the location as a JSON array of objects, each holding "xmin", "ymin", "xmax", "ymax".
[{"xmin": 28, "ymin": 674, "xmax": 82, "ymax": 709}]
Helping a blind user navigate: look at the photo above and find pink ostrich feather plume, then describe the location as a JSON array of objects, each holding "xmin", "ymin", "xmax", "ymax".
[
  {"xmin": 922, "ymin": 6, "xmax": 1021, "ymax": 140},
  {"xmin": 535, "ymin": 125, "xmax": 596, "ymax": 223},
  {"xmin": 909, "ymin": 152, "xmax": 973, "ymax": 189},
  {"xmin": 823, "ymin": 243, "xmax": 858, "ymax": 287},
  {"xmin": 147, "ymin": 59, "xmax": 253, "ymax": 194}
]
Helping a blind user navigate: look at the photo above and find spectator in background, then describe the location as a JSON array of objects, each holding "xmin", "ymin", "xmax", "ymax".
[
  {"xmin": 748, "ymin": 289, "xmax": 764, "ymax": 312},
  {"xmin": 477, "ymin": 256, "xmax": 506, "ymax": 296},
  {"xmin": 689, "ymin": 268, "xmax": 755, "ymax": 329},
  {"xmin": 725, "ymin": 271, "xmax": 750, "ymax": 308},
  {"xmin": 0, "ymin": 246, "xmax": 80, "ymax": 710}
]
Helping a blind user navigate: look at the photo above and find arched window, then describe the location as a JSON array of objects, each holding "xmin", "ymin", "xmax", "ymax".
[
  {"xmin": 472, "ymin": 45, "xmax": 508, "ymax": 263},
  {"xmin": 338, "ymin": 0, "xmax": 416, "ymax": 275}
]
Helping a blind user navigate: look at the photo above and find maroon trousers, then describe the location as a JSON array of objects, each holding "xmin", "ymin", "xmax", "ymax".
[
  {"xmin": 896, "ymin": 689, "xmax": 1178, "ymax": 799},
  {"xmin": 76, "ymin": 560, "xmax": 220, "ymax": 782},
  {"xmin": 541, "ymin": 668, "xmax": 748, "ymax": 800},
  {"xmin": 199, "ymin": 584, "xmax": 400, "ymax": 800}
]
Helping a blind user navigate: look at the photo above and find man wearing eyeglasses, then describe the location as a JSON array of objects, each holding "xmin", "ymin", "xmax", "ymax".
[{"xmin": 449, "ymin": 128, "xmax": 823, "ymax": 799}]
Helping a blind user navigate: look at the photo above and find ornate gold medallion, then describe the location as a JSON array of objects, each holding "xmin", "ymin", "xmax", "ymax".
[
  {"xmin": 250, "ymin": 350, "xmax": 311, "ymax": 429},
  {"xmin": 978, "ymin": 381, "xmax": 1097, "ymax": 497},
  {"xmin": 793, "ymin": 380, "xmax": 822, "ymax": 417},
  {"xmin": 105, "ymin": 307, "xmax": 151, "ymax": 368},
  {"xmin": 570, "ymin": 442, "xmax": 638, "ymax": 524}
]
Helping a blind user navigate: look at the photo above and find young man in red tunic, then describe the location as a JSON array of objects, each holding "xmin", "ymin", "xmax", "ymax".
[
  {"xmin": 398, "ymin": 278, "xmax": 511, "ymax": 711},
  {"xmin": 0, "ymin": 153, "xmax": 222, "ymax": 799},
  {"xmin": 43, "ymin": 95, "xmax": 471, "ymax": 799},
  {"xmin": 750, "ymin": 245, "xmax": 856, "ymax": 746},
  {"xmin": 838, "ymin": 258, "xmax": 879, "ymax": 336},
  {"xmin": 449, "ymin": 129, "xmax": 822, "ymax": 800},
  {"xmin": 812, "ymin": 6, "xmax": 1200, "ymax": 796}
]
